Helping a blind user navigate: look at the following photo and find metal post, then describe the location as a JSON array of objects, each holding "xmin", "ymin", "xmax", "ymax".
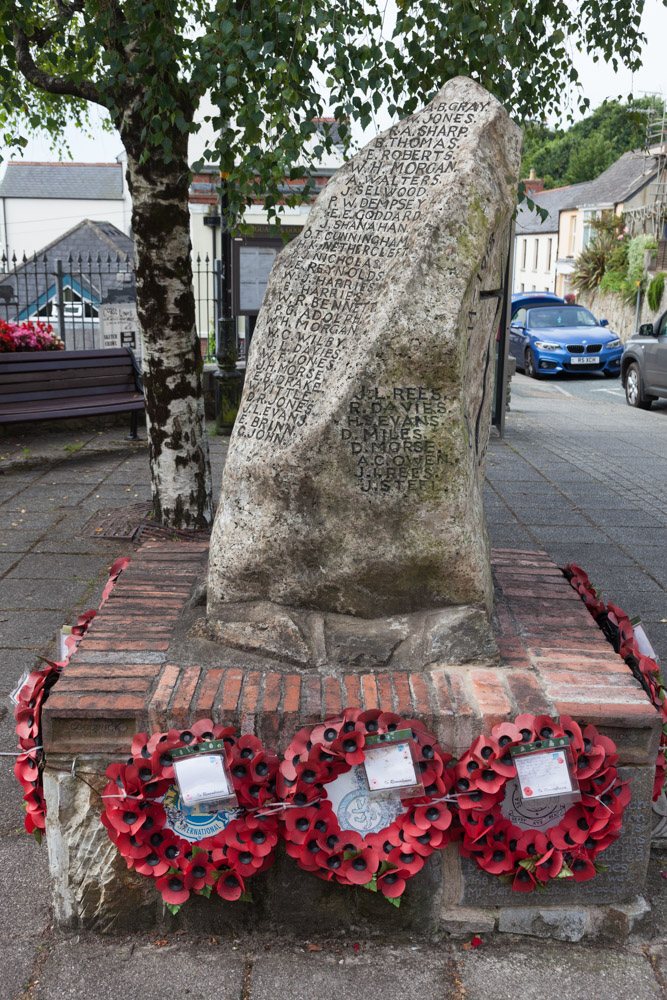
[
  {"xmin": 214, "ymin": 177, "xmax": 244, "ymax": 433},
  {"xmin": 492, "ymin": 221, "xmax": 516, "ymax": 436},
  {"xmin": 634, "ymin": 280, "xmax": 642, "ymax": 333},
  {"xmin": 55, "ymin": 258, "xmax": 66, "ymax": 348}
]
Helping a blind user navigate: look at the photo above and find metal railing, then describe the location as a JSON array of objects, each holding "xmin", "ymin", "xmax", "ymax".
[{"xmin": 0, "ymin": 251, "xmax": 220, "ymax": 356}]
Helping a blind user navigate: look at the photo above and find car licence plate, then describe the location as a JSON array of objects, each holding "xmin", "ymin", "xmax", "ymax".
[{"xmin": 570, "ymin": 356, "xmax": 600, "ymax": 365}]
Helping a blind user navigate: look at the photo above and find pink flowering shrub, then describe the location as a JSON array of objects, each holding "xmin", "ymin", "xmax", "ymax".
[{"xmin": 0, "ymin": 319, "xmax": 64, "ymax": 352}]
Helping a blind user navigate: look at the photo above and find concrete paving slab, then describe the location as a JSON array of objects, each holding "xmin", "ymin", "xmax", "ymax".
[
  {"xmin": 0, "ymin": 611, "xmax": 69, "ymax": 649},
  {"xmin": 529, "ymin": 526, "xmax": 611, "ymax": 544},
  {"xmin": 600, "ymin": 591, "xmax": 667, "ymax": 622},
  {"xmin": 0, "ymin": 708, "xmax": 28, "ymax": 831},
  {"xmin": 249, "ymin": 947, "xmax": 451, "ymax": 1000},
  {"xmin": 0, "ymin": 647, "xmax": 42, "ymax": 693},
  {"xmin": 0, "ymin": 579, "xmax": 99, "ymax": 612},
  {"xmin": 39, "ymin": 938, "xmax": 244, "ymax": 1000},
  {"xmin": 0, "ymin": 835, "xmax": 51, "ymax": 931},
  {"xmin": 5, "ymin": 555, "xmax": 113, "ymax": 581},
  {"xmin": 488, "ymin": 527, "xmax": 538, "ymax": 548},
  {"xmin": 455, "ymin": 939, "xmax": 661, "ymax": 999},
  {"xmin": 0, "ymin": 937, "xmax": 44, "ymax": 999}
]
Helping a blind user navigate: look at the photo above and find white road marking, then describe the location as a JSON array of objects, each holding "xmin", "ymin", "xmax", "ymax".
[{"xmin": 591, "ymin": 388, "xmax": 625, "ymax": 396}]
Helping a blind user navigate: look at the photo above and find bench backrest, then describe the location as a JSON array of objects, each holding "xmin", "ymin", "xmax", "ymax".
[{"xmin": 0, "ymin": 348, "xmax": 142, "ymax": 408}]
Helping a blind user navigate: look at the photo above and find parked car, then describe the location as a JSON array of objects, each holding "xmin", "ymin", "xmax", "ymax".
[
  {"xmin": 510, "ymin": 292, "xmax": 564, "ymax": 318},
  {"xmin": 621, "ymin": 309, "xmax": 667, "ymax": 409},
  {"xmin": 509, "ymin": 302, "xmax": 622, "ymax": 379}
]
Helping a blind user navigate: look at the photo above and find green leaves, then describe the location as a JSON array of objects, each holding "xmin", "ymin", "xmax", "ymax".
[{"xmin": 0, "ymin": 0, "xmax": 658, "ymax": 226}]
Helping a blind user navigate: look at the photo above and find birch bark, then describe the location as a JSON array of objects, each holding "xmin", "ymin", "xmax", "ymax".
[{"xmin": 121, "ymin": 118, "xmax": 212, "ymax": 529}]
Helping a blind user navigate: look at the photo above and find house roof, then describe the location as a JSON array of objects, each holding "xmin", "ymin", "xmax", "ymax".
[
  {"xmin": 0, "ymin": 219, "xmax": 135, "ymax": 322},
  {"xmin": 7, "ymin": 218, "xmax": 134, "ymax": 267},
  {"xmin": 577, "ymin": 149, "xmax": 661, "ymax": 208},
  {"xmin": 0, "ymin": 162, "xmax": 124, "ymax": 200},
  {"xmin": 515, "ymin": 183, "xmax": 589, "ymax": 235},
  {"xmin": 515, "ymin": 149, "xmax": 662, "ymax": 235}
]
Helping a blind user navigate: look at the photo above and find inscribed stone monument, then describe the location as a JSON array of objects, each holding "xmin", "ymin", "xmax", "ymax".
[{"xmin": 207, "ymin": 76, "xmax": 521, "ymax": 664}]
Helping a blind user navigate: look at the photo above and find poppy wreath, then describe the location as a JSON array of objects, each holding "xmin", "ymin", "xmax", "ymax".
[
  {"xmin": 563, "ymin": 562, "xmax": 667, "ymax": 801},
  {"xmin": 457, "ymin": 713, "xmax": 630, "ymax": 891},
  {"xmin": 13, "ymin": 658, "xmax": 64, "ymax": 840},
  {"xmin": 101, "ymin": 720, "xmax": 280, "ymax": 913},
  {"xmin": 12, "ymin": 557, "xmax": 130, "ymax": 840},
  {"xmin": 277, "ymin": 707, "xmax": 456, "ymax": 905}
]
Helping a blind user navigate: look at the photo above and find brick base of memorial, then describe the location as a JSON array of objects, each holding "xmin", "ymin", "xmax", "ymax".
[{"xmin": 41, "ymin": 543, "xmax": 661, "ymax": 938}]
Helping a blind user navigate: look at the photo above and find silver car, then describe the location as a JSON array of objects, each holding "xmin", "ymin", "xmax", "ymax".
[{"xmin": 622, "ymin": 309, "xmax": 667, "ymax": 409}]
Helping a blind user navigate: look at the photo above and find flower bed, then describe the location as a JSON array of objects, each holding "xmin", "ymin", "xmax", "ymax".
[{"xmin": 0, "ymin": 318, "xmax": 64, "ymax": 352}]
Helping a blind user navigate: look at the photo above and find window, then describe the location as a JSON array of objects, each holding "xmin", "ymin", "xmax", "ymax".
[
  {"xmin": 533, "ymin": 240, "xmax": 539, "ymax": 271},
  {"xmin": 547, "ymin": 238, "xmax": 552, "ymax": 270},
  {"xmin": 521, "ymin": 239, "xmax": 527, "ymax": 269},
  {"xmin": 569, "ymin": 216, "xmax": 577, "ymax": 256},
  {"xmin": 512, "ymin": 308, "xmax": 527, "ymax": 326},
  {"xmin": 520, "ymin": 283, "xmax": 525, "ymax": 292}
]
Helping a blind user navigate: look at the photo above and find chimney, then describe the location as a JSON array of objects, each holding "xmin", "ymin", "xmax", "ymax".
[{"xmin": 522, "ymin": 168, "xmax": 544, "ymax": 195}]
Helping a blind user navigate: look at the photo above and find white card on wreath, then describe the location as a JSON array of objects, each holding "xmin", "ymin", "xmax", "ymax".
[
  {"xmin": 363, "ymin": 741, "xmax": 418, "ymax": 791},
  {"xmin": 514, "ymin": 749, "xmax": 573, "ymax": 801},
  {"xmin": 173, "ymin": 753, "xmax": 231, "ymax": 806}
]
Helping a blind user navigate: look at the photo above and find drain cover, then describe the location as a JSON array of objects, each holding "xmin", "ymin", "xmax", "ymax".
[{"xmin": 85, "ymin": 502, "xmax": 210, "ymax": 544}]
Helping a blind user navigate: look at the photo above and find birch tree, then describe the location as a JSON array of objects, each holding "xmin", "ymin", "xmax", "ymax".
[{"xmin": 0, "ymin": 0, "xmax": 657, "ymax": 528}]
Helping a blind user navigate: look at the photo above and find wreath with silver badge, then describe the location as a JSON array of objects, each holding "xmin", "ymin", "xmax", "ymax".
[
  {"xmin": 456, "ymin": 713, "xmax": 630, "ymax": 891},
  {"xmin": 277, "ymin": 707, "xmax": 457, "ymax": 904}
]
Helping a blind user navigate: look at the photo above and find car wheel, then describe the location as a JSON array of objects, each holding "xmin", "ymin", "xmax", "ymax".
[
  {"xmin": 625, "ymin": 363, "xmax": 653, "ymax": 409},
  {"xmin": 524, "ymin": 348, "xmax": 540, "ymax": 380}
]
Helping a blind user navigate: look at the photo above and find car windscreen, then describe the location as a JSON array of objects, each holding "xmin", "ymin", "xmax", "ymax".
[{"xmin": 527, "ymin": 306, "xmax": 599, "ymax": 329}]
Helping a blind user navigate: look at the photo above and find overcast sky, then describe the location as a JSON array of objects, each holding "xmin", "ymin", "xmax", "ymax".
[{"xmin": 4, "ymin": 0, "xmax": 665, "ymax": 167}]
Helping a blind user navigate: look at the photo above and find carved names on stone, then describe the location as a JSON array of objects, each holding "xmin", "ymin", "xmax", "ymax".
[{"xmin": 234, "ymin": 97, "xmax": 492, "ymax": 453}]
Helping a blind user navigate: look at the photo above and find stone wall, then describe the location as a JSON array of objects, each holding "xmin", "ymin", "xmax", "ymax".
[{"xmin": 579, "ymin": 282, "xmax": 667, "ymax": 343}]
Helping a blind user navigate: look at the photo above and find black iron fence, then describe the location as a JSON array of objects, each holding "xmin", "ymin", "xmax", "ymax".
[{"xmin": 0, "ymin": 251, "xmax": 221, "ymax": 358}]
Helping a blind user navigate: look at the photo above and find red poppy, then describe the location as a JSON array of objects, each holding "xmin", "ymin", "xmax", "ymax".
[
  {"xmin": 481, "ymin": 841, "xmax": 515, "ymax": 874},
  {"xmin": 14, "ymin": 752, "xmax": 40, "ymax": 788},
  {"xmin": 331, "ymin": 729, "xmax": 365, "ymax": 766},
  {"xmin": 156, "ymin": 872, "xmax": 190, "ymax": 905},
  {"xmin": 514, "ymin": 714, "xmax": 539, "ymax": 744},
  {"xmin": 115, "ymin": 831, "xmax": 152, "ymax": 860},
  {"xmin": 569, "ymin": 855, "xmax": 597, "ymax": 881},
  {"xmin": 559, "ymin": 715, "xmax": 584, "ymax": 754},
  {"xmin": 184, "ymin": 854, "xmax": 218, "ymax": 891},
  {"xmin": 134, "ymin": 851, "xmax": 170, "ymax": 878},
  {"xmin": 340, "ymin": 846, "xmax": 380, "ymax": 885},
  {"xmin": 377, "ymin": 868, "xmax": 408, "ymax": 898},
  {"xmin": 217, "ymin": 870, "xmax": 245, "ymax": 901},
  {"xmin": 408, "ymin": 802, "xmax": 453, "ymax": 834},
  {"xmin": 387, "ymin": 845, "xmax": 424, "ymax": 876},
  {"xmin": 512, "ymin": 866, "xmax": 539, "ymax": 892}
]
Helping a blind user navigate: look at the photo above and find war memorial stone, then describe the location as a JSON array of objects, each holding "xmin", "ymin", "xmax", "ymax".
[
  {"xmin": 38, "ymin": 77, "xmax": 660, "ymax": 935},
  {"xmin": 207, "ymin": 76, "xmax": 522, "ymax": 666}
]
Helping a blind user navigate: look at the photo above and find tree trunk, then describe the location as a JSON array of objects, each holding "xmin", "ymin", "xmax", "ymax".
[{"xmin": 120, "ymin": 118, "xmax": 213, "ymax": 529}]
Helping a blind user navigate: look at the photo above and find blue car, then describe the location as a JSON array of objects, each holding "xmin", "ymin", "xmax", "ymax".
[{"xmin": 509, "ymin": 300, "xmax": 622, "ymax": 379}]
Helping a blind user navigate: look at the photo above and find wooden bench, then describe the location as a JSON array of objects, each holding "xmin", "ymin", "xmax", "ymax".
[{"xmin": 0, "ymin": 347, "xmax": 145, "ymax": 438}]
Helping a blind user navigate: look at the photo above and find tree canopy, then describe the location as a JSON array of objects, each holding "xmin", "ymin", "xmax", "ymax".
[
  {"xmin": 0, "ymin": 1, "xmax": 660, "ymax": 224},
  {"xmin": 0, "ymin": 1, "xmax": 662, "ymax": 529},
  {"xmin": 521, "ymin": 96, "xmax": 665, "ymax": 189}
]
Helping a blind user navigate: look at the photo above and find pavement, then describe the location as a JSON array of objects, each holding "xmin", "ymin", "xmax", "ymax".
[{"xmin": 0, "ymin": 375, "xmax": 667, "ymax": 999}]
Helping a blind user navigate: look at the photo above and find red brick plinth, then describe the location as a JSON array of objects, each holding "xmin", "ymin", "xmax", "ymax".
[{"xmin": 42, "ymin": 543, "xmax": 661, "ymax": 769}]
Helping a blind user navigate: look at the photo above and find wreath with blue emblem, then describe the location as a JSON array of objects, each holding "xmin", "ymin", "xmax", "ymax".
[{"xmin": 101, "ymin": 720, "xmax": 279, "ymax": 913}]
